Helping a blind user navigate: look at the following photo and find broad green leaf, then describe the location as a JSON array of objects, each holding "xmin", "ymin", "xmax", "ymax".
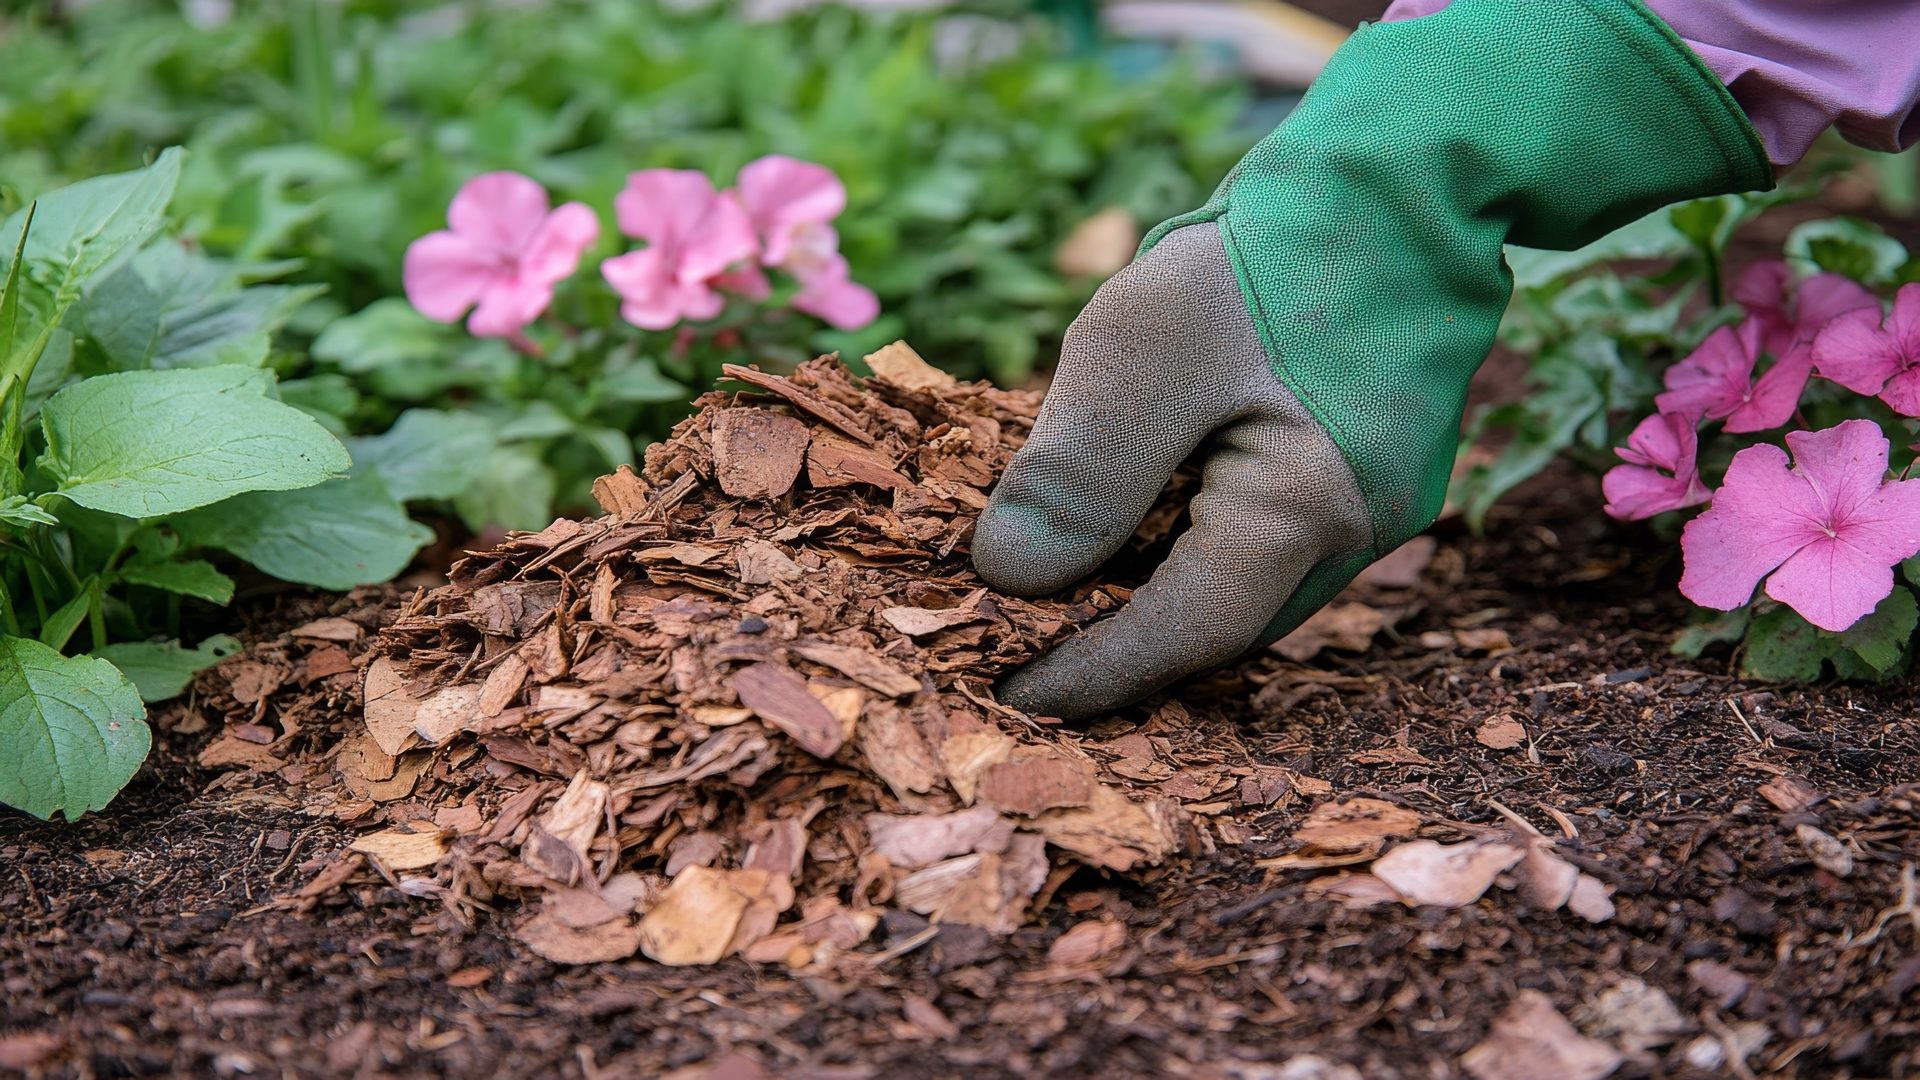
[
  {"xmin": 578, "ymin": 426, "xmax": 635, "ymax": 471},
  {"xmin": 0, "ymin": 149, "xmax": 183, "ymax": 375},
  {"xmin": 1670, "ymin": 607, "xmax": 1750, "ymax": 659},
  {"xmin": 311, "ymin": 298, "xmax": 450, "ymax": 372},
  {"xmin": 498, "ymin": 400, "xmax": 576, "ymax": 441},
  {"xmin": 0, "ymin": 635, "xmax": 149, "ymax": 820},
  {"xmin": 78, "ymin": 243, "xmax": 324, "ymax": 370},
  {"xmin": 118, "ymin": 559, "xmax": 235, "ymax": 604},
  {"xmin": 174, "ymin": 470, "xmax": 432, "ymax": 590},
  {"xmin": 1741, "ymin": 605, "xmax": 1830, "ymax": 682},
  {"xmin": 1836, "ymin": 586, "xmax": 1918, "ymax": 673},
  {"xmin": 40, "ymin": 366, "xmax": 350, "ymax": 518},
  {"xmin": 345, "ymin": 408, "xmax": 498, "ymax": 502},
  {"xmin": 92, "ymin": 635, "xmax": 241, "ymax": 702},
  {"xmin": 455, "ymin": 445, "xmax": 555, "ymax": 533},
  {"xmin": 599, "ymin": 356, "xmax": 690, "ymax": 404}
]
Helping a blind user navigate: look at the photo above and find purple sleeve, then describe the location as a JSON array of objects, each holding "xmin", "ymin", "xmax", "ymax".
[{"xmin": 1379, "ymin": 0, "xmax": 1920, "ymax": 167}]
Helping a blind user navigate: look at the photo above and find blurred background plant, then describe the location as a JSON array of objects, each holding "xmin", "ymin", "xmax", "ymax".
[{"xmin": 0, "ymin": 0, "xmax": 1259, "ymax": 528}]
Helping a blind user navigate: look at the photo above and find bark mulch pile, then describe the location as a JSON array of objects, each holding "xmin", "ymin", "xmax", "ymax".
[{"xmin": 189, "ymin": 345, "xmax": 1233, "ymax": 968}]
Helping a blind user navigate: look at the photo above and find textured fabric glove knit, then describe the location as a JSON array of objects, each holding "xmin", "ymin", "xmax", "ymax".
[{"xmin": 975, "ymin": 0, "xmax": 1771, "ymax": 719}]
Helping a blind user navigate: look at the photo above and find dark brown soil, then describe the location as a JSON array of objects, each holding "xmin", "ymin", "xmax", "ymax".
[{"xmin": 4, "ymin": 457, "xmax": 1916, "ymax": 1080}]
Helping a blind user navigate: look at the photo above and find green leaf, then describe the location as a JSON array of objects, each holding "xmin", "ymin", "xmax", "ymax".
[
  {"xmin": 454, "ymin": 446, "xmax": 555, "ymax": 533},
  {"xmin": 1741, "ymin": 604, "xmax": 1831, "ymax": 682},
  {"xmin": 174, "ymin": 470, "xmax": 432, "ymax": 590},
  {"xmin": 1506, "ymin": 207, "xmax": 1690, "ymax": 291},
  {"xmin": 1785, "ymin": 217, "xmax": 1909, "ymax": 285},
  {"xmin": 1670, "ymin": 607, "xmax": 1750, "ymax": 659},
  {"xmin": 91, "ymin": 635, "xmax": 241, "ymax": 702},
  {"xmin": 311, "ymin": 298, "xmax": 450, "ymax": 372},
  {"xmin": 1836, "ymin": 586, "xmax": 1918, "ymax": 673},
  {"xmin": 0, "ymin": 635, "xmax": 149, "ymax": 820},
  {"xmin": 498, "ymin": 400, "xmax": 576, "ymax": 441},
  {"xmin": 40, "ymin": 366, "xmax": 351, "ymax": 518},
  {"xmin": 78, "ymin": 243, "xmax": 325, "ymax": 370},
  {"xmin": 345, "ymin": 407, "xmax": 498, "ymax": 502},
  {"xmin": 0, "ymin": 494, "xmax": 58, "ymax": 529},
  {"xmin": 0, "ymin": 202, "xmax": 33, "ymax": 378},
  {"xmin": 118, "ymin": 559, "xmax": 235, "ymax": 604},
  {"xmin": 38, "ymin": 581, "xmax": 95, "ymax": 651},
  {"xmin": 0, "ymin": 149, "xmax": 184, "ymax": 375},
  {"xmin": 599, "ymin": 356, "xmax": 691, "ymax": 404}
]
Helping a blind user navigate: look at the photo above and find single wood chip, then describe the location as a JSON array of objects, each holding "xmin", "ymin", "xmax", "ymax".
[
  {"xmin": 711, "ymin": 408, "xmax": 810, "ymax": 499},
  {"xmin": 591, "ymin": 464, "xmax": 651, "ymax": 515},
  {"xmin": 864, "ymin": 340, "xmax": 955, "ymax": 391},
  {"xmin": 1372, "ymin": 839, "xmax": 1523, "ymax": 908},
  {"xmin": 514, "ymin": 910, "xmax": 643, "ymax": 964},
  {"xmin": 1461, "ymin": 990, "xmax": 1624, "ymax": 1080},
  {"xmin": 637, "ymin": 865, "xmax": 757, "ymax": 966},
  {"xmin": 807, "ymin": 437, "xmax": 912, "ymax": 491},
  {"xmin": 1476, "ymin": 714, "xmax": 1529, "ymax": 750},
  {"xmin": 349, "ymin": 826, "xmax": 450, "ymax": 871},
  {"xmin": 1292, "ymin": 798, "xmax": 1422, "ymax": 856},
  {"xmin": 361, "ymin": 657, "xmax": 420, "ymax": 756},
  {"xmin": 790, "ymin": 641, "xmax": 921, "ymax": 698},
  {"xmin": 291, "ymin": 617, "xmax": 363, "ymax": 642},
  {"xmin": 733, "ymin": 662, "xmax": 845, "ymax": 758}
]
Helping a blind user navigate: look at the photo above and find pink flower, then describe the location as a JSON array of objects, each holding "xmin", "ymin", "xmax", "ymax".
[
  {"xmin": 1654, "ymin": 320, "xmax": 1800, "ymax": 433},
  {"xmin": 1679, "ymin": 419, "xmax": 1920, "ymax": 632},
  {"xmin": 1602, "ymin": 411, "xmax": 1710, "ymax": 521},
  {"xmin": 403, "ymin": 172, "xmax": 600, "ymax": 337},
  {"xmin": 1685, "ymin": 264, "xmax": 1883, "ymax": 431},
  {"xmin": 1812, "ymin": 283, "xmax": 1920, "ymax": 416},
  {"xmin": 601, "ymin": 170, "xmax": 759, "ymax": 330},
  {"xmin": 733, "ymin": 155, "xmax": 879, "ymax": 331}
]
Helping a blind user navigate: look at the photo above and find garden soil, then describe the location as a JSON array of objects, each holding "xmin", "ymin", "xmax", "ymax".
[{"xmin": 3, "ymin": 345, "xmax": 1917, "ymax": 1079}]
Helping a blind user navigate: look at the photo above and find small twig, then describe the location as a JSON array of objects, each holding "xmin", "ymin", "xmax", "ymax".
[{"xmin": 1726, "ymin": 698, "xmax": 1763, "ymax": 744}]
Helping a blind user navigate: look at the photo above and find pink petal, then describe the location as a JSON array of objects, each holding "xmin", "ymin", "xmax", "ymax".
[
  {"xmin": 614, "ymin": 169, "xmax": 723, "ymax": 248},
  {"xmin": 1785, "ymin": 418, "xmax": 1893, "ymax": 527},
  {"xmin": 1881, "ymin": 366, "xmax": 1920, "ymax": 417},
  {"xmin": 467, "ymin": 279, "xmax": 553, "ymax": 338},
  {"xmin": 1615, "ymin": 412, "xmax": 1687, "ymax": 471},
  {"xmin": 675, "ymin": 190, "xmax": 759, "ymax": 284},
  {"xmin": 1656, "ymin": 323, "xmax": 1757, "ymax": 421},
  {"xmin": 403, "ymin": 231, "xmax": 501, "ymax": 324},
  {"xmin": 1602, "ymin": 463, "xmax": 1708, "ymax": 521},
  {"xmin": 1725, "ymin": 349, "xmax": 1811, "ymax": 433},
  {"xmin": 1890, "ymin": 282, "xmax": 1920, "ymax": 358},
  {"xmin": 1731, "ymin": 260, "xmax": 1790, "ymax": 317},
  {"xmin": 1765, "ymin": 535, "xmax": 1897, "ymax": 632},
  {"xmin": 1843, "ymin": 474, "xmax": 1920, "ymax": 564},
  {"xmin": 737, "ymin": 155, "xmax": 846, "ymax": 266},
  {"xmin": 448, "ymin": 172, "xmax": 551, "ymax": 255},
  {"xmin": 1794, "ymin": 273, "xmax": 1879, "ymax": 333},
  {"xmin": 1812, "ymin": 307, "xmax": 1901, "ymax": 395},
  {"xmin": 519, "ymin": 202, "xmax": 600, "ymax": 286},
  {"xmin": 790, "ymin": 258, "xmax": 879, "ymax": 330},
  {"xmin": 1678, "ymin": 443, "xmax": 1826, "ymax": 611},
  {"xmin": 715, "ymin": 264, "xmax": 773, "ymax": 300},
  {"xmin": 602, "ymin": 248, "xmax": 681, "ymax": 330}
]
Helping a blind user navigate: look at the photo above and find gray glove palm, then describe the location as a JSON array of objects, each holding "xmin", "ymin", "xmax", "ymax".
[{"xmin": 972, "ymin": 224, "xmax": 1373, "ymax": 718}]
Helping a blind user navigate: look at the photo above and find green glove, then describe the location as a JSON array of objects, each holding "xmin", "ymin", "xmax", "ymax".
[{"xmin": 973, "ymin": 0, "xmax": 1770, "ymax": 718}]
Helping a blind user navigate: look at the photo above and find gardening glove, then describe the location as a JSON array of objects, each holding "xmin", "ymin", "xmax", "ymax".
[{"xmin": 972, "ymin": 0, "xmax": 1772, "ymax": 719}]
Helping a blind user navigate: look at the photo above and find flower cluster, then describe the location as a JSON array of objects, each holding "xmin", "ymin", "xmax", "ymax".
[
  {"xmin": 402, "ymin": 157, "xmax": 877, "ymax": 339},
  {"xmin": 1602, "ymin": 263, "xmax": 1920, "ymax": 633}
]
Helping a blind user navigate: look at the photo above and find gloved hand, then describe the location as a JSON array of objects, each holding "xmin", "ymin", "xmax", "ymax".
[{"xmin": 973, "ymin": 0, "xmax": 1771, "ymax": 719}]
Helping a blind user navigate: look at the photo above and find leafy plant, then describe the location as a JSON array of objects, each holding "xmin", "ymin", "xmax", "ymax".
[
  {"xmin": 0, "ymin": 152, "xmax": 430, "ymax": 820},
  {"xmin": 1, "ymin": 0, "xmax": 1255, "ymax": 526},
  {"xmin": 1467, "ymin": 166, "xmax": 1920, "ymax": 682}
]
